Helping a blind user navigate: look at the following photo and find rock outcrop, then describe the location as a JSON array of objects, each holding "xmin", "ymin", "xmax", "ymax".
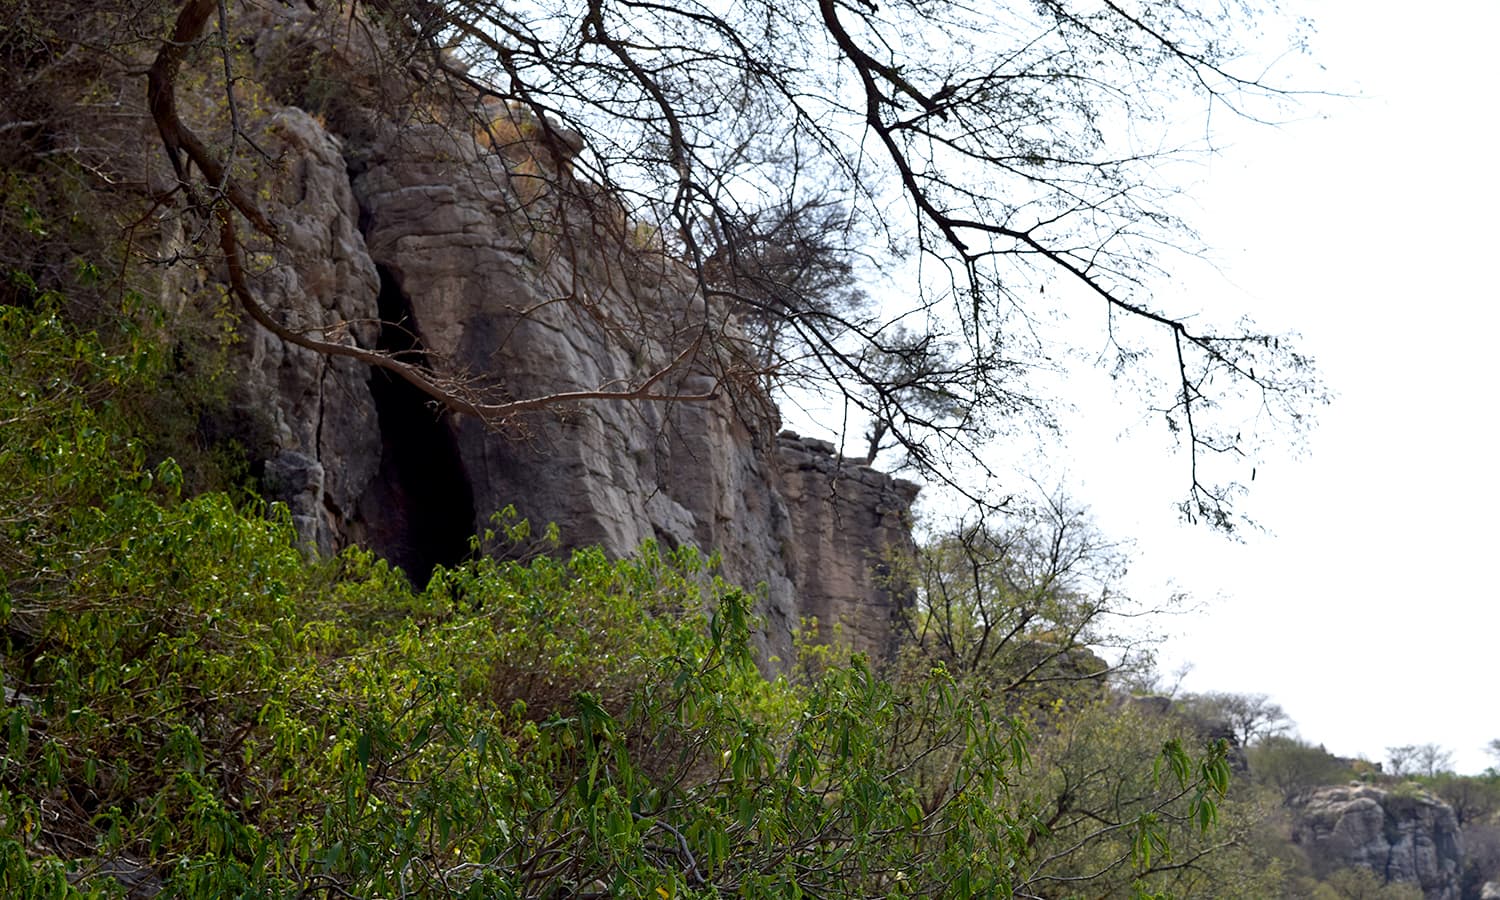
[
  {"xmin": 1292, "ymin": 784, "xmax": 1463, "ymax": 900},
  {"xmin": 776, "ymin": 433, "xmax": 921, "ymax": 660},
  {"xmin": 159, "ymin": 2, "xmax": 922, "ymax": 665},
  {"xmin": 226, "ymin": 106, "xmax": 386, "ymax": 552}
]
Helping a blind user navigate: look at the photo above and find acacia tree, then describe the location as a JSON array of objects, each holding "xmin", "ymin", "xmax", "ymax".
[
  {"xmin": 897, "ymin": 491, "xmax": 1153, "ymax": 695},
  {"xmin": 1179, "ymin": 691, "xmax": 1294, "ymax": 748},
  {"xmin": 1385, "ymin": 745, "xmax": 1419, "ymax": 779},
  {"xmin": 883, "ymin": 496, "xmax": 1286, "ymax": 897}
]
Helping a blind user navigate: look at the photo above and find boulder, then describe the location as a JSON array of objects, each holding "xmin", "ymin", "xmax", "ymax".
[{"xmin": 1293, "ymin": 784, "xmax": 1463, "ymax": 900}]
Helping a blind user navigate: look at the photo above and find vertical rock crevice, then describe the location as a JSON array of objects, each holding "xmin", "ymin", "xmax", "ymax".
[{"xmin": 358, "ymin": 264, "xmax": 477, "ymax": 585}]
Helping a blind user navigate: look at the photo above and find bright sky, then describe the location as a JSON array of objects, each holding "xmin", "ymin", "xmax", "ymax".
[
  {"xmin": 788, "ymin": 0, "xmax": 1500, "ymax": 774},
  {"xmin": 1054, "ymin": 0, "xmax": 1500, "ymax": 774}
]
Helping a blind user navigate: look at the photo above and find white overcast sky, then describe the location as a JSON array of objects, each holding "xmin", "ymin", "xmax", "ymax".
[
  {"xmin": 1055, "ymin": 0, "xmax": 1500, "ymax": 774},
  {"xmin": 791, "ymin": 0, "xmax": 1499, "ymax": 773}
]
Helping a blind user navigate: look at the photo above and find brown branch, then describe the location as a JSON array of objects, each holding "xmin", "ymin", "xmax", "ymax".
[
  {"xmin": 216, "ymin": 208, "xmax": 713, "ymax": 421},
  {"xmin": 149, "ymin": 0, "xmax": 714, "ymax": 428},
  {"xmin": 146, "ymin": 0, "xmax": 274, "ymax": 235}
]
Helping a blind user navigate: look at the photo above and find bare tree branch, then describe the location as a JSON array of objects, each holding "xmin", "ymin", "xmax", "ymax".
[{"xmin": 146, "ymin": 0, "xmax": 718, "ymax": 428}]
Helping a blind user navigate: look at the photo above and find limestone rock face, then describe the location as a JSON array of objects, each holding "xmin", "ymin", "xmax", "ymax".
[
  {"xmin": 341, "ymin": 115, "xmax": 916, "ymax": 661},
  {"xmin": 218, "ymin": 106, "xmax": 385, "ymax": 553},
  {"xmin": 198, "ymin": 4, "xmax": 922, "ymax": 665},
  {"xmin": 1293, "ymin": 784, "xmax": 1463, "ymax": 900}
]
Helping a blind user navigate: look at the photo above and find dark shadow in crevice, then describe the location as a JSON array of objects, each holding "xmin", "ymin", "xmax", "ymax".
[{"xmin": 362, "ymin": 264, "xmax": 476, "ymax": 586}]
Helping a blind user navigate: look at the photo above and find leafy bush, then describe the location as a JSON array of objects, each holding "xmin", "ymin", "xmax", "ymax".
[{"xmin": 0, "ymin": 297, "xmax": 1240, "ymax": 897}]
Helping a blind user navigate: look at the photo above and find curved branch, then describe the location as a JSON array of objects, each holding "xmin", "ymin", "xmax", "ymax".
[
  {"xmin": 216, "ymin": 210, "xmax": 713, "ymax": 421},
  {"xmin": 150, "ymin": 0, "xmax": 715, "ymax": 428}
]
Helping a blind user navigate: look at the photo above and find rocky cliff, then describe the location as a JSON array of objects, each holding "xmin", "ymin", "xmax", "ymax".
[
  {"xmin": 142, "ymin": 3, "xmax": 919, "ymax": 664},
  {"xmin": 1293, "ymin": 784, "xmax": 1464, "ymax": 900}
]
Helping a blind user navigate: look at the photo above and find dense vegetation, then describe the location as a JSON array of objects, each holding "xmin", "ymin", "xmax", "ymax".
[
  {"xmin": 1, "ymin": 233, "xmax": 1494, "ymax": 900},
  {"xmin": 0, "ymin": 4, "xmax": 1481, "ymax": 896},
  {"xmin": 0, "ymin": 268, "xmax": 1269, "ymax": 897},
  {"xmin": 1, "ymin": 254, "xmax": 1489, "ymax": 896}
]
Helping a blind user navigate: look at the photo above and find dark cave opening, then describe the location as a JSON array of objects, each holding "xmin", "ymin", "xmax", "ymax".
[{"xmin": 365, "ymin": 264, "xmax": 476, "ymax": 586}]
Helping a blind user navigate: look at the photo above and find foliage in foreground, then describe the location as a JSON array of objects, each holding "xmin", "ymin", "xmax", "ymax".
[{"xmin": 0, "ymin": 299, "xmax": 1251, "ymax": 897}]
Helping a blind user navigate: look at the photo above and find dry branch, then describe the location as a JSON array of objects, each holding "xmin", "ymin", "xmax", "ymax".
[{"xmin": 148, "ymin": 0, "xmax": 717, "ymax": 428}]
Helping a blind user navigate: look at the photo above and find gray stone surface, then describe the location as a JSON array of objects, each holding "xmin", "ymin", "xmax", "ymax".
[
  {"xmin": 344, "ymin": 112, "xmax": 918, "ymax": 661},
  {"xmin": 190, "ymin": 3, "xmax": 923, "ymax": 665},
  {"xmin": 204, "ymin": 104, "xmax": 387, "ymax": 554},
  {"xmin": 1293, "ymin": 784, "xmax": 1463, "ymax": 900},
  {"xmin": 776, "ymin": 432, "xmax": 920, "ymax": 659}
]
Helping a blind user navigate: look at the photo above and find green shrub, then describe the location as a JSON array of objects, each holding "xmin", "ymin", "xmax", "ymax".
[{"xmin": 0, "ymin": 295, "xmax": 1240, "ymax": 898}]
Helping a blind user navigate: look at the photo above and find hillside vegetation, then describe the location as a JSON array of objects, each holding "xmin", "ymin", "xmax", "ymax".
[
  {"xmin": 0, "ymin": 271, "xmax": 1270, "ymax": 897},
  {"xmin": 2, "ymin": 1, "xmax": 1464, "ymax": 896}
]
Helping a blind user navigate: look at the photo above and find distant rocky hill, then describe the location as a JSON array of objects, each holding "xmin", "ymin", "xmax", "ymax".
[{"xmin": 1293, "ymin": 784, "xmax": 1464, "ymax": 900}]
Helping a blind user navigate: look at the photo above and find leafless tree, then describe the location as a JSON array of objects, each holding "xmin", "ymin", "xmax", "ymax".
[
  {"xmin": 1386, "ymin": 745, "xmax": 1420, "ymax": 779},
  {"xmin": 9, "ymin": 0, "xmax": 1326, "ymax": 527},
  {"xmin": 1179, "ymin": 692, "xmax": 1293, "ymax": 748},
  {"xmin": 430, "ymin": 0, "xmax": 1325, "ymax": 523},
  {"xmin": 1413, "ymin": 743, "xmax": 1456, "ymax": 778}
]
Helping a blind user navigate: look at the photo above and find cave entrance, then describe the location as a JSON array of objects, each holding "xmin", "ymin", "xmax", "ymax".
[{"xmin": 364, "ymin": 264, "xmax": 476, "ymax": 586}]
